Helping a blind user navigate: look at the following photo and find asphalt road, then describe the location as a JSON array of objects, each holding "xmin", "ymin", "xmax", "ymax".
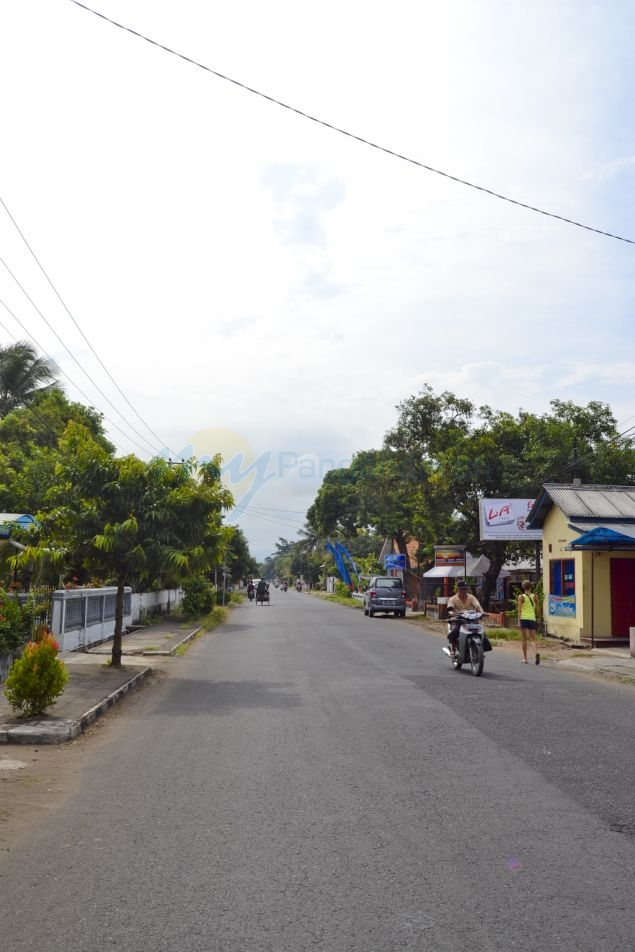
[{"xmin": 1, "ymin": 593, "xmax": 634, "ymax": 951}]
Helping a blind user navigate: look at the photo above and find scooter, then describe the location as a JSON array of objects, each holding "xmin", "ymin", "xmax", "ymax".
[
  {"xmin": 442, "ymin": 610, "xmax": 486, "ymax": 676},
  {"xmin": 247, "ymin": 586, "xmax": 255, "ymax": 602}
]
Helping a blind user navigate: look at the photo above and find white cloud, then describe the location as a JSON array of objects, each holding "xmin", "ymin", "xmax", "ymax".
[{"xmin": 1, "ymin": 0, "xmax": 634, "ymax": 557}]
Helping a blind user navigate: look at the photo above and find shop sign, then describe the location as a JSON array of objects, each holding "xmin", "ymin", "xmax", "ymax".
[
  {"xmin": 548, "ymin": 595, "xmax": 576, "ymax": 617},
  {"xmin": 434, "ymin": 546, "xmax": 465, "ymax": 567},
  {"xmin": 384, "ymin": 553, "xmax": 406, "ymax": 570},
  {"xmin": 479, "ymin": 499, "xmax": 542, "ymax": 541}
]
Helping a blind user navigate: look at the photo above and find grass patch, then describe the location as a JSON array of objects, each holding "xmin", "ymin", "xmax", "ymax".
[
  {"xmin": 310, "ymin": 592, "xmax": 364, "ymax": 609},
  {"xmin": 489, "ymin": 628, "xmax": 522, "ymax": 641},
  {"xmin": 174, "ymin": 642, "xmax": 193, "ymax": 656},
  {"xmin": 172, "ymin": 606, "xmax": 229, "ymax": 655}
]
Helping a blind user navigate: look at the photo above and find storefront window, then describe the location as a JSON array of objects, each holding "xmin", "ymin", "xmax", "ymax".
[{"xmin": 550, "ymin": 559, "xmax": 575, "ymax": 596}]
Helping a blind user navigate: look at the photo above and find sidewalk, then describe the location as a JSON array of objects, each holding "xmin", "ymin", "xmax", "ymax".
[{"xmin": 0, "ymin": 619, "xmax": 201, "ymax": 745}]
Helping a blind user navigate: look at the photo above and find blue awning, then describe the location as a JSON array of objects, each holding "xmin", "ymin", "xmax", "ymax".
[{"xmin": 568, "ymin": 522, "xmax": 635, "ymax": 549}]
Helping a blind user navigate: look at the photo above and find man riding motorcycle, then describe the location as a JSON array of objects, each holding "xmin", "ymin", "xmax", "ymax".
[{"xmin": 447, "ymin": 580, "xmax": 483, "ymax": 654}]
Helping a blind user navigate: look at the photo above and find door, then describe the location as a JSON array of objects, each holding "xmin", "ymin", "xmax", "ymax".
[{"xmin": 610, "ymin": 558, "xmax": 635, "ymax": 637}]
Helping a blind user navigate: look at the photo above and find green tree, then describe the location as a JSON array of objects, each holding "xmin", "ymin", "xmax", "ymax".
[
  {"xmin": 0, "ymin": 341, "xmax": 59, "ymax": 417},
  {"xmin": 430, "ymin": 399, "xmax": 635, "ymax": 605},
  {"xmin": 308, "ymin": 386, "xmax": 634, "ymax": 608},
  {"xmin": 0, "ymin": 389, "xmax": 114, "ymax": 517},
  {"xmin": 225, "ymin": 526, "xmax": 259, "ymax": 583},
  {"xmin": 13, "ymin": 424, "xmax": 233, "ymax": 666}
]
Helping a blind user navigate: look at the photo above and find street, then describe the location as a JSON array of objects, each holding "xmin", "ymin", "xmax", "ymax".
[{"xmin": 1, "ymin": 592, "xmax": 634, "ymax": 951}]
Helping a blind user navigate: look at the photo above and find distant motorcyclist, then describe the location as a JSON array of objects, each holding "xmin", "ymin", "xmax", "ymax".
[
  {"xmin": 447, "ymin": 580, "xmax": 483, "ymax": 654},
  {"xmin": 247, "ymin": 581, "xmax": 255, "ymax": 601}
]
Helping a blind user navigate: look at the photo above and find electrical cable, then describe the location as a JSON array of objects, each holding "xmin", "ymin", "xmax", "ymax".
[
  {"xmin": 0, "ymin": 252, "xmax": 162, "ymax": 456},
  {"xmin": 0, "ymin": 313, "xmax": 96, "ymax": 446},
  {"xmin": 0, "ymin": 196, "xmax": 178, "ymax": 456},
  {"xmin": 245, "ymin": 505, "xmax": 310, "ymax": 515},
  {"xmin": 69, "ymin": 0, "xmax": 635, "ymax": 246},
  {"xmin": 240, "ymin": 509, "xmax": 308, "ymax": 530},
  {"xmin": 0, "ymin": 295, "xmax": 158, "ymax": 456}
]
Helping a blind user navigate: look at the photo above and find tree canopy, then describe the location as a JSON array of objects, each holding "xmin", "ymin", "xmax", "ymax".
[
  {"xmin": 12, "ymin": 423, "xmax": 235, "ymax": 665},
  {"xmin": 305, "ymin": 387, "xmax": 634, "ymax": 605}
]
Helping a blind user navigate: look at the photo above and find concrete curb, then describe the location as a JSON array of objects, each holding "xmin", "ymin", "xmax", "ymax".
[
  {"xmin": 140, "ymin": 626, "xmax": 202, "ymax": 656},
  {"xmin": 0, "ymin": 666, "xmax": 153, "ymax": 746}
]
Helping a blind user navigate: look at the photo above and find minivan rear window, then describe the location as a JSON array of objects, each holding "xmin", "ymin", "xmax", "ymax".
[{"xmin": 376, "ymin": 579, "xmax": 402, "ymax": 589}]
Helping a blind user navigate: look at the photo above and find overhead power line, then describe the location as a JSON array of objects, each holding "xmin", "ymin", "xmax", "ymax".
[
  {"xmin": 0, "ymin": 197, "xmax": 177, "ymax": 455},
  {"xmin": 69, "ymin": 0, "xmax": 635, "ymax": 246},
  {"xmin": 0, "ymin": 252, "xmax": 161, "ymax": 455},
  {"xmin": 0, "ymin": 295, "xmax": 156, "ymax": 456}
]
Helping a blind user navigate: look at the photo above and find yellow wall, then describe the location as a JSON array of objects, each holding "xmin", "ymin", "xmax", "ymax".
[
  {"xmin": 542, "ymin": 508, "xmax": 583, "ymax": 639},
  {"xmin": 542, "ymin": 506, "xmax": 635, "ymax": 639}
]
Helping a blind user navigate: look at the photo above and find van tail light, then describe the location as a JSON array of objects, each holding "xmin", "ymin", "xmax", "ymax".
[{"xmin": 370, "ymin": 590, "xmax": 376, "ymax": 598}]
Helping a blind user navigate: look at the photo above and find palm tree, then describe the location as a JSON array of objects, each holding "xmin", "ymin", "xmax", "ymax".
[{"xmin": 0, "ymin": 341, "xmax": 59, "ymax": 416}]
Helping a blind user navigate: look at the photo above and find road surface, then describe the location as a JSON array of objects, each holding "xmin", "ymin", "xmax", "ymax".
[{"xmin": 1, "ymin": 592, "xmax": 634, "ymax": 951}]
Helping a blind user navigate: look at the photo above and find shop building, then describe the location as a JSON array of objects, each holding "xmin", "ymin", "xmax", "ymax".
[{"xmin": 527, "ymin": 484, "xmax": 635, "ymax": 646}]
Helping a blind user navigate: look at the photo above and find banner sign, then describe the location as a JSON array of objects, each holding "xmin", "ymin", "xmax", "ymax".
[
  {"xmin": 434, "ymin": 546, "xmax": 465, "ymax": 567},
  {"xmin": 479, "ymin": 499, "xmax": 542, "ymax": 541},
  {"xmin": 548, "ymin": 595, "xmax": 576, "ymax": 617},
  {"xmin": 325, "ymin": 541, "xmax": 360, "ymax": 589},
  {"xmin": 384, "ymin": 553, "xmax": 406, "ymax": 570}
]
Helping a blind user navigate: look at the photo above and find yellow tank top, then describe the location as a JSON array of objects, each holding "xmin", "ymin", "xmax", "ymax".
[{"xmin": 519, "ymin": 592, "xmax": 536, "ymax": 620}]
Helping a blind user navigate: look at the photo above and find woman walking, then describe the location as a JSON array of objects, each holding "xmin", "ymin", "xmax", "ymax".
[{"xmin": 517, "ymin": 580, "xmax": 541, "ymax": 664}]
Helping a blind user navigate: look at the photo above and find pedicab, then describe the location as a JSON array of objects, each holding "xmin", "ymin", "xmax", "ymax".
[{"xmin": 256, "ymin": 581, "xmax": 270, "ymax": 605}]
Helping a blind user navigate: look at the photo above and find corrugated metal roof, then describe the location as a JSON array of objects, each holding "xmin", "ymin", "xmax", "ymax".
[{"xmin": 544, "ymin": 485, "xmax": 635, "ymax": 521}]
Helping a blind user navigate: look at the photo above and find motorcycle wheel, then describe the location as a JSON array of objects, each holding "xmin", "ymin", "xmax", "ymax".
[{"xmin": 469, "ymin": 639, "xmax": 484, "ymax": 676}]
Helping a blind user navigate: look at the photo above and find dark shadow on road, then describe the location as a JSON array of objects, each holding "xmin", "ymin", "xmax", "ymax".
[
  {"xmin": 405, "ymin": 671, "xmax": 525, "ymax": 686},
  {"xmin": 156, "ymin": 679, "xmax": 303, "ymax": 716},
  {"xmin": 402, "ymin": 671, "xmax": 635, "ymax": 833}
]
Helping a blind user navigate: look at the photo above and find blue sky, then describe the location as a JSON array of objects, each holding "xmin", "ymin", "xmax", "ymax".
[{"xmin": 1, "ymin": 0, "xmax": 634, "ymax": 558}]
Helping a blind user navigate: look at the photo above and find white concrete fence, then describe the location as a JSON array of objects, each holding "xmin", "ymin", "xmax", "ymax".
[
  {"xmin": 50, "ymin": 586, "xmax": 184, "ymax": 652},
  {"xmin": 0, "ymin": 587, "xmax": 184, "ymax": 682}
]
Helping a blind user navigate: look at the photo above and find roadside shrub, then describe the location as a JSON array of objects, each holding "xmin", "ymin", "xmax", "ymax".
[
  {"xmin": 334, "ymin": 581, "xmax": 353, "ymax": 598},
  {"xmin": 182, "ymin": 576, "xmax": 216, "ymax": 617},
  {"xmin": 4, "ymin": 634, "xmax": 69, "ymax": 717},
  {"xmin": 0, "ymin": 592, "xmax": 38, "ymax": 658}
]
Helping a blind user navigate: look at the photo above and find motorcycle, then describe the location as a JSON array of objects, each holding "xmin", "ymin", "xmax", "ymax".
[
  {"xmin": 442, "ymin": 610, "xmax": 487, "ymax": 676},
  {"xmin": 247, "ymin": 585, "xmax": 255, "ymax": 602},
  {"xmin": 295, "ymin": 581, "xmax": 302, "ymax": 592},
  {"xmin": 282, "ymin": 582, "xmax": 288, "ymax": 592}
]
